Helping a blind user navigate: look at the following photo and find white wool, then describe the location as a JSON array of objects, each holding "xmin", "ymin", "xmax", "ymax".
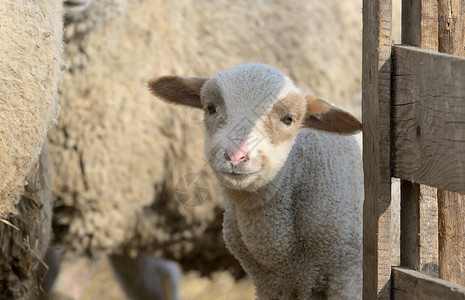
[{"xmin": 223, "ymin": 131, "xmax": 363, "ymax": 299}]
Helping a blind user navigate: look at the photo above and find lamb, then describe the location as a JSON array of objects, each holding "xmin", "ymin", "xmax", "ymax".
[{"xmin": 148, "ymin": 63, "xmax": 364, "ymax": 300}]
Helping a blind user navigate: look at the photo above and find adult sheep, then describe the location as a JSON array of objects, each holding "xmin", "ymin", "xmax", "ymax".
[
  {"xmin": 47, "ymin": 0, "xmax": 363, "ymax": 296},
  {"xmin": 0, "ymin": 0, "xmax": 63, "ymax": 298}
]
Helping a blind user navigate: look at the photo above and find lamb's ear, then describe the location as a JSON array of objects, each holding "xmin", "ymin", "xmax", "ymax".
[
  {"xmin": 148, "ymin": 75, "xmax": 208, "ymax": 109},
  {"xmin": 303, "ymin": 95, "xmax": 362, "ymax": 134}
]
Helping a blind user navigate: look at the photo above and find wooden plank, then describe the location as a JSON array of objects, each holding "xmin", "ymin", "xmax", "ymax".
[
  {"xmin": 398, "ymin": 0, "xmax": 439, "ymax": 280},
  {"xmin": 400, "ymin": 182, "xmax": 438, "ymax": 277},
  {"xmin": 362, "ymin": 0, "xmax": 392, "ymax": 298},
  {"xmin": 437, "ymin": 0, "xmax": 465, "ymax": 286},
  {"xmin": 391, "ymin": 45, "xmax": 465, "ymax": 194},
  {"xmin": 392, "ymin": 267, "xmax": 465, "ymax": 300}
]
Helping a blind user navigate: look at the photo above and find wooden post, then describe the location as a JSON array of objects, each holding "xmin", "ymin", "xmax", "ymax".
[
  {"xmin": 438, "ymin": 0, "xmax": 465, "ymax": 56},
  {"xmin": 438, "ymin": 191, "xmax": 465, "ymax": 285},
  {"xmin": 362, "ymin": 0, "xmax": 392, "ymax": 298},
  {"xmin": 399, "ymin": 182, "xmax": 438, "ymax": 277},
  {"xmin": 401, "ymin": 0, "xmax": 439, "ymax": 49},
  {"xmin": 397, "ymin": 0, "xmax": 439, "ymax": 278},
  {"xmin": 437, "ymin": 0, "xmax": 465, "ymax": 285}
]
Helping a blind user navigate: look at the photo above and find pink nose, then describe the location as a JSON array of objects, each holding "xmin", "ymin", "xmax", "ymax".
[{"xmin": 224, "ymin": 148, "xmax": 249, "ymax": 167}]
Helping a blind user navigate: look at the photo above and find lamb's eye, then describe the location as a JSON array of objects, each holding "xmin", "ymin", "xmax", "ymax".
[
  {"xmin": 206, "ymin": 103, "xmax": 216, "ymax": 115},
  {"xmin": 281, "ymin": 115, "xmax": 294, "ymax": 125}
]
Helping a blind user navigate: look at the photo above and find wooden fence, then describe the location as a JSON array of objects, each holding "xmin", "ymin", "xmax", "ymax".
[{"xmin": 363, "ymin": 0, "xmax": 465, "ymax": 299}]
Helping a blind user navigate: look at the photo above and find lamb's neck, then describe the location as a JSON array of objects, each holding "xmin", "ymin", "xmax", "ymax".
[
  {"xmin": 223, "ymin": 172, "xmax": 296, "ymax": 228},
  {"xmin": 222, "ymin": 164, "xmax": 291, "ymax": 212},
  {"xmin": 223, "ymin": 179, "xmax": 296, "ymax": 265},
  {"xmin": 223, "ymin": 181, "xmax": 281, "ymax": 213}
]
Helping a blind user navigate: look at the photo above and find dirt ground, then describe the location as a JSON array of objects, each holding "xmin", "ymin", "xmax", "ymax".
[{"xmin": 83, "ymin": 256, "xmax": 255, "ymax": 300}]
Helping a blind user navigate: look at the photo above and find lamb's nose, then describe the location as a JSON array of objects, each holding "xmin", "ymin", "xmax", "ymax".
[{"xmin": 224, "ymin": 148, "xmax": 249, "ymax": 167}]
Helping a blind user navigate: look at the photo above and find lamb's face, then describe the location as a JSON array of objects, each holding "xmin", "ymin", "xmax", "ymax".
[
  {"xmin": 148, "ymin": 63, "xmax": 362, "ymax": 192},
  {"xmin": 200, "ymin": 64, "xmax": 305, "ymax": 191}
]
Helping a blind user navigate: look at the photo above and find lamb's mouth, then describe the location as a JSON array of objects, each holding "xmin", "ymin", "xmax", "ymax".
[{"xmin": 222, "ymin": 171, "xmax": 258, "ymax": 179}]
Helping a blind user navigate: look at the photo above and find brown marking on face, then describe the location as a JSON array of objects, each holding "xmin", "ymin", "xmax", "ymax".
[
  {"xmin": 304, "ymin": 95, "xmax": 362, "ymax": 134},
  {"xmin": 201, "ymin": 79, "xmax": 227, "ymax": 136},
  {"xmin": 263, "ymin": 93, "xmax": 306, "ymax": 145}
]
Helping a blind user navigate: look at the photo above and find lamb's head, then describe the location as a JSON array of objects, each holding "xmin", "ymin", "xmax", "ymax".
[{"xmin": 148, "ymin": 63, "xmax": 361, "ymax": 191}]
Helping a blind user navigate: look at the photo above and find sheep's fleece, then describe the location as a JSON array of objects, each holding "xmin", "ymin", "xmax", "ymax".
[
  {"xmin": 49, "ymin": 0, "xmax": 362, "ymax": 272},
  {"xmin": 0, "ymin": 0, "xmax": 62, "ymax": 217},
  {"xmin": 0, "ymin": 1, "xmax": 63, "ymax": 297}
]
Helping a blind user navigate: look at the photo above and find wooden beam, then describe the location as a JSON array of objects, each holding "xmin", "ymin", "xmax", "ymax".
[
  {"xmin": 437, "ymin": 0, "xmax": 465, "ymax": 286},
  {"xmin": 392, "ymin": 267, "xmax": 465, "ymax": 299},
  {"xmin": 362, "ymin": 0, "xmax": 392, "ymax": 298},
  {"xmin": 391, "ymin": 45, "xmax": 465, "ymax": 194}
]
